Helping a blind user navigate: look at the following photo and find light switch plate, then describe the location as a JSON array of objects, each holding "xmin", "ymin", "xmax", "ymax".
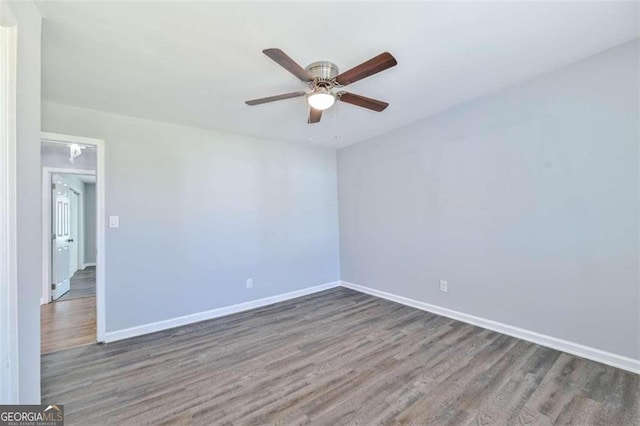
[{"xmin": 109, "ymin": 216, "xmax": 119, "ymax": 228}]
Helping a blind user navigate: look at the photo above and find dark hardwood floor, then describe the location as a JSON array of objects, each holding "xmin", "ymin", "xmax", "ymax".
[
  {"xmin": 41, "ymin": 288, "xmax": 639, "ymax": 425},
  {"xmin": 58, "ymin": 266, "xmax": 96, "ymax": 301}
]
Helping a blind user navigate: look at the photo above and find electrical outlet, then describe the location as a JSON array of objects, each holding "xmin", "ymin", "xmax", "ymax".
[
  {"xmin": 246, "ymin": 278, "xmax": 253, "ymax": 289},
  {"xmin": 440, "ymin": 280, "xmax": 448, "ymax": 292}
]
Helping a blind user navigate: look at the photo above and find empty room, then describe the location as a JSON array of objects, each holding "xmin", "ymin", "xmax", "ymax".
[{"xmin": 0, "ymin": 1, "xmax": 638, "ymax": 425}]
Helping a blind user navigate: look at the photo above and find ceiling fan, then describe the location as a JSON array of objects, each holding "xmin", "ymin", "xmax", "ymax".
[{"xmin": 245, "ymin": 48, "xmax": 397, "ymax": 124}]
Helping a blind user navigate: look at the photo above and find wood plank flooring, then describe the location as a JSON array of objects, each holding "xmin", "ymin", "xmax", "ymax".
[
  {"xmin": 41, "ymin": 288, "xmax": 639, "ymax": 425},
  {"xmin": 41, "ymin": 296, "xmax": 96, "ymax": 354},
  {"xmin": 58, "ymin": 266, "xmax": 96, "ymax": 301}
]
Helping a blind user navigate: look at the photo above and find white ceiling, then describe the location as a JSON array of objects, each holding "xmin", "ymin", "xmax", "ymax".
[{"xmin": 37, "ymin": 1, "xmax": 639, "ymax": 149}]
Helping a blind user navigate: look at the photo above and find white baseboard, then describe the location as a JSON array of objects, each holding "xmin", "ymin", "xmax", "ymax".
[
  {"xmin": 341, "ymin": 281, "xmax": 640, "ymax": 374},
  {"xmin": 104, "ymin": 281, "xmax": 341, "ymax": 343},
  {"xmin": 82, "ymin": 262, "xmax": 96, "ymax": 269}
]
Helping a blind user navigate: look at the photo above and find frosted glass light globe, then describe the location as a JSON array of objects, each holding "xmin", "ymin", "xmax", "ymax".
[{"xmin": 307, "ymin": 89, "xmax": 336, "ymax": 110}]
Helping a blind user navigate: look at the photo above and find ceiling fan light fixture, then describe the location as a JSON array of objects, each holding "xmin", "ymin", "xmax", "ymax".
[
  {"xmin": 307, "ymin": 88, "xmax": 336, "ymax": 111},
  {"xmin": 246, "ymin": 49, "xmax": 397, "ymax": 123}
]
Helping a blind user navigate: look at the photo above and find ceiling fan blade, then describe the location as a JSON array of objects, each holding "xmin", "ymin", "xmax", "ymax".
[
  {"xmin": 263, "ymin": 48, "xmax": 314, "ymax": 82},
  {"xmin": 308, "ymin": 108, "xmax": 322, "ymax": 124},
  {"xmin": 245, "ymin": 91, "xmax": 306, "ymax": 106},
  {"xmin": 338, "ymin": 92, "xmax": 389, "ymax": 112},
  {"xmin": 334, "ymin": 52, "xmax": 397, "ymax": 86}
]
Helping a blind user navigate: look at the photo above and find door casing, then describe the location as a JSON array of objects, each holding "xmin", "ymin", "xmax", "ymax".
[
  {"xmin": 0, "ymin": 2, "xmax": 18, "ymax": 403},
  {"xmin": 68, "ymin": 188, "xmax": 79, "ymax": 275}
]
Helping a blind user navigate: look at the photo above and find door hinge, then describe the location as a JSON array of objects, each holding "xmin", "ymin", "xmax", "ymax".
[
  {"xmin": 52, "ymin": 233, "xmax": 56, "ymax": 240},
  {"xmin": 51, "ymin": 183, "xmax": 55, "ymax": 190},
  {"xmin": 51, "ymin": 283, "xmax": 56, "ymax": 290}
]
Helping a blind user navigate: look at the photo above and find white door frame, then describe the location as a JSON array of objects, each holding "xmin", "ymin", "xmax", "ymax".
[
  {"xmin": 41, "ymin": 132, "xmax": 106, "ymax": 343},
  {"xmin": 42, "ymin": 168, "xmax": 92, "ymax": 303},
  {"xmin": 0, "ymin": 1, "xmax": 18, "ymax": 404},
  {"xmin": 70, "ymin": 186, "xmax": 85, "ymax": 272}
]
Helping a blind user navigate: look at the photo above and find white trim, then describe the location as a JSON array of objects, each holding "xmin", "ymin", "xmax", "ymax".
[
  {"xmin": 41, "ymin": 168, "xmax": 95, "ymax": 304},
  {"xmin": 82, "ymin": 262, "xmax": 96, "ymax": 269},
  {"xmin": 104, "ymin": 281, "xmax": 341, "ymax": 342},
  {"xmin": 96, "ymin": 139, "xmax": 106, "ymax": 342},
  {"xmin": 0, "ymin": 3, "xmax": 18, "ymax": 403},
  {"xmin": 77, "ymin": 186, "xmax": 85, "ymax": 271},
  {"xmin": 68, "ymin": 186, "xmax": 80, "ymax": 276},
  {"xmin": 41, "ymin": 132, "xmax": 106, "ymax": 342},
  {"xmin": 340, "ymin": 281, "xmax": 640, "ymax": 374},
  {"xmin": 42, "ymin": 132, "xmax": 103, "ymax": 147},
  {"xmin": 40, "ymin": 167, "xmax": 96, "ymax": 175}
]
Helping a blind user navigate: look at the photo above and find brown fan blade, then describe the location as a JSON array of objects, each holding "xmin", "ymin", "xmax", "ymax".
[
  {"xmin": 245, "ymin": 91, "xmax": 306, "ymax": 106},
  {"xmin": 263, "ymin": 48, "xmax": 313, "ymax": 82},
  {"xmin": 308, "ymin": 108, "xmax": 322, "ymax": 124},
  {"xmin": 334, "ymin": 52, "xmax": 397, "ymax": 86},
  {"xmin": 338, "ymin": 92, "xmax": 389, "ymax": 112}
]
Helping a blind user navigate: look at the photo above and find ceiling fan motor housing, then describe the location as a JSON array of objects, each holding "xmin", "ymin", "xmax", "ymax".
[{"xmin": 305, "ymin": 61, "xmax": 339, "ymax": 85}]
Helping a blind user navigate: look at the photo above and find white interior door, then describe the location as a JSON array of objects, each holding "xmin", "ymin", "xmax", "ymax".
[
  {"xmin": 51, "ymin": 179, "xmax": 71, "ymax": 300},
  {"xmin": 69, "ymin": 190, "xmax": 79, "ymax": 274}
]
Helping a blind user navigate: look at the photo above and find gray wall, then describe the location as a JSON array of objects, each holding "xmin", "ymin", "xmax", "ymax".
[
  {"xmin": 337, "ymin": 40, "xmax": 639, "ymax": 360},
  {"xmin": 83, "ymin": 183, "xmax": 96, "ymax": 264},
  {"xmin": 42, "ymin": 101, "xmax": 340, "ymax": 332},
  {"xmin": 41, "ymin": 141, "xmax": 97, "ymax": 170},
  {"xmin": 8, "ymin": 0, "xmax": 42, "ymax": 403}
]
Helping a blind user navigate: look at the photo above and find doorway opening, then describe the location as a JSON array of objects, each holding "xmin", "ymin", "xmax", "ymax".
[
  {"xmin": 48, "ymin": 172, "xmax": 96, "ymax": 302},
  {"xmin": 40, "ymin": 133, "xmax": 105, "ymax": 354}
]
